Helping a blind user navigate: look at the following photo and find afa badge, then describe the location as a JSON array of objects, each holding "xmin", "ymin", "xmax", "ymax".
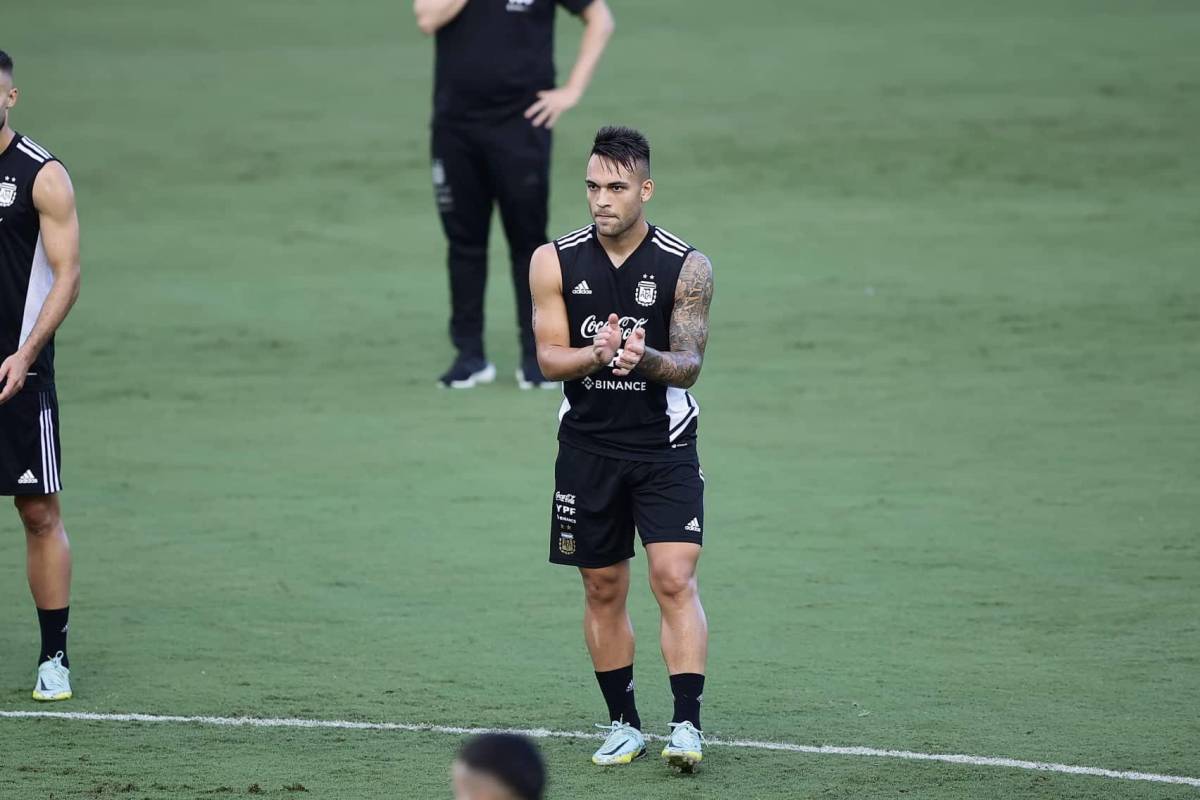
[
  {"xmin": 635, "ymin": 278, "xmax": 657, "ymax": 307},
  {"xmin": 0, "ymin": 181, "xmax": 16, "ymax": 208},
  {"xmin": 558, "ymin": 532, "xmax": 576, "ymax": 555}
]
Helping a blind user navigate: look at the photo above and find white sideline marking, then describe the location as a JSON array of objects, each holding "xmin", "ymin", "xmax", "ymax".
[{"xmin": 2, "ymin": 710, "xmax": 1198, "ymax": 788}]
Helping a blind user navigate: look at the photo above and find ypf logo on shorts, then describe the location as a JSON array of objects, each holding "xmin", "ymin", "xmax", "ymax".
[{"xmin": 555, "ymin": 491, "xmax": 577, "ymax": 527}]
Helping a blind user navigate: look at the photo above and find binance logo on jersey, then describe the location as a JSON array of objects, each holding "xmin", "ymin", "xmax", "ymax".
[{"xmin": 585, "ymin": 378, "xmax": 647, "ymax": 392}]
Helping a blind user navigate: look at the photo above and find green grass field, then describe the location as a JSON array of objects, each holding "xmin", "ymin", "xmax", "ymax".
[{"xmin": 2, "ymin": 0, "xmax": 1199, "ymax": 797}]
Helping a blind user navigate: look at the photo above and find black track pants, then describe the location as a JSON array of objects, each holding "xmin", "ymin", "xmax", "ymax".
[{"xmin": 432, "ymin": 116, "xmax": 551, "ymax": 360}]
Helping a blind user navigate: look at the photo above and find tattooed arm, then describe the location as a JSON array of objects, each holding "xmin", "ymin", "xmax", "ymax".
[{"xmin": 611, "ymin": 250, "xmax": 713, "ymax": 388}]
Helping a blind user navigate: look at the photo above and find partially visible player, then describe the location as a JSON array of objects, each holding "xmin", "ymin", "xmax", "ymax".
[
  {"xmin": 452, "ymin": 734, "xmax": 546, "ymax": 800},
  {"xmin": 530, "ymin": 126, "xmax": 714, "ymax": 771},
  {"xmin": 0, "ymin": 50, "xmax": 83, "ymax": 701}
]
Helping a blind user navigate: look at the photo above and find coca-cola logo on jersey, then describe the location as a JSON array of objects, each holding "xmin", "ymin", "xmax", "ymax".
[{"xmin": 580, "ymin": 315, "xmax": 648, "ymax": 341}]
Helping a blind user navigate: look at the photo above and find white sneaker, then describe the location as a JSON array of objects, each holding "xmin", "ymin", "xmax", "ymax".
[
  {"xmin": 661, "ymin": 721, "xmax": 703, "ymax": 771},
  {"xmin": 437, "ymin": 358, "xmax": 496, "ymax": 389},
  {"xmin": 32, "ymin": 651, "xmax": 72, "ymax": 701},
  {"xmin": 591, "ymin": 721, "xmax": 646, "ymax": 766}
]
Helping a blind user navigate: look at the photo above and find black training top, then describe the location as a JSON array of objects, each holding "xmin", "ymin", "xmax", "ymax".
[
  {"xmin": 0, "ymin": 132, "xmax": 63, "ymax": 389},
  {"xmin": 433, "ymin": 0, "xmax": 594, "ymax": 124},
  {"xmin": 553, "ymin": 222, "xmax": 701, "ymax": 463}
]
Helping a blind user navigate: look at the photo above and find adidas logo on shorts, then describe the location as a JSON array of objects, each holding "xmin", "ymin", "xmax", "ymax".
[
  {"xmin": 685, "ymin": 517, "xmax": 702, "ymax": 533},
  {"xmin": 572, "ymin": 281, "xmax": 593, "ymax": 295},
  {"xmin": 18, "ymin": 470, "xmax": 38, "ymax": 485}
]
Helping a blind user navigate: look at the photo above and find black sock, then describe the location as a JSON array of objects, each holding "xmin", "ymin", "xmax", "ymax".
[
  {"xmin": 670, "ymin": 673, "xmax": 704, "ymax": 729},
  {"xmin": 37, "ymin": 606, "xmax": 70, "ymax": 668},
  {"xmin": 594, "ymin": 665, "xmax": 641, "ymax": 730}
]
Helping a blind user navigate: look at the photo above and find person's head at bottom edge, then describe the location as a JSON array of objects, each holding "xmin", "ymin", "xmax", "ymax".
[{"xmin": 453, "ymin": 733, "xmax": 546, "ymax": 800}]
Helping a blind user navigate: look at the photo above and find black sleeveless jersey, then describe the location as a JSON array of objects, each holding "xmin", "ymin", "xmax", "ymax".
[
  {"xmin": 554, "ymin": 222, "xmax": 700, "ymax": 462},
  {"xmin": 0, "ymin": 132, "xmax": 63, "ymax": 389}
]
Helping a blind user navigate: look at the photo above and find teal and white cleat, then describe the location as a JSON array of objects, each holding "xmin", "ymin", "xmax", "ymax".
[
  {"xmin": 591, "ymin": 721, "xmax": 646, "ymax": 766},
  {"xmin": 32, "ymin": 651, "xmax": 72, "ymax": 701},
  {"xmin": 661, "ymin": 721, "xmax": 703, "ymax": 772}
]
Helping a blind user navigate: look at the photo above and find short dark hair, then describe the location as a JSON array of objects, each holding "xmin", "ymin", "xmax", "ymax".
[
  {"xmin": 458, "ymin": 734, "xmax": 545, "ymax": 800},
  {"xmin": 0, "ymin": 51, "xmax": 12, "ymax": 76},
  {"xmin": 591, "ymin": 125, "xmax": 650, "ymax": 176}
]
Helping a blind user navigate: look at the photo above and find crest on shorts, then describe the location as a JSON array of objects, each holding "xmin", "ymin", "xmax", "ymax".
[
  {"xmin": 635, "ymin": 278, "xmax": 657, "ymax": 307},
  {"xmin": 0, "ymin": 180, "xmax": 16, "ymax": 208},
  {"xmin": 558, "ymin": 532, "xmax": 576, "ymax": 555}
]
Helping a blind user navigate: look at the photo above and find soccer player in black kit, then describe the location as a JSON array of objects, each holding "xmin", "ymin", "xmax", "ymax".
[
  {"xmin": 414, "ymin": 0, "xmax": 615, "ymax": 389},
  {"xmin": 0, "ymin": 51, "xmax": 83, "ymax": 701},
  {"xmin": 530, "ymin": 127, "xmax": 714, "ymax": 771}
]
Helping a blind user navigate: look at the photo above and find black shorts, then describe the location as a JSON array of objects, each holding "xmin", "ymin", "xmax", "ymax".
[
  {"xmin": 550, "ymin": 443, "xmax": 704, "ymax": 568},
  {"xmin": 0, "ymin": 386, "xmax": 62, "ymax": 496}
]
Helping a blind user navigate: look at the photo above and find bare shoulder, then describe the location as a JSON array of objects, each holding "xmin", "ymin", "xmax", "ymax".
[
  {"xmin": 32, "ymin": 161, "xmax": 76, "ymax": 211},
  {"xmin": 682, "ymin": 249, "xmax": 713, "ymax": 278},
  {"xmin": 676, "ymin": 249, "xmax": 714, "ymax": 307},
  {"xmin": 529, "ymin": 242, "xmax": 562, "ymax": 291}
]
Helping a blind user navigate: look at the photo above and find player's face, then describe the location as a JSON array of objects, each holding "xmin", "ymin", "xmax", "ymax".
[
  {"xmin": 0, "ymin": 74, "xmax": 16, "ymax": 130},
  {"xmin": 587, "ymin": 154, "xmax": 653, "ymax": 238}
]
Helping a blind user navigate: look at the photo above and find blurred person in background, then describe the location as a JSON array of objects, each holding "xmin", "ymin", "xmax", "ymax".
[
  {"xmin": 452, "ymin": 733, "xmax": 546, "ymax": 800},
  {"xmin": 0, "ymin": 50, "xmax": 83, "ymax": 702},
  {"xmin": 414, "ymin": 0, "xmax": 615, "ymax": 389}
]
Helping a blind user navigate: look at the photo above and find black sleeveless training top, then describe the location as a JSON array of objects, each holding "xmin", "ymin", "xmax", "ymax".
[{"xmin": 553, "ymin": 222, "xmax": 700, "ymax": 462}]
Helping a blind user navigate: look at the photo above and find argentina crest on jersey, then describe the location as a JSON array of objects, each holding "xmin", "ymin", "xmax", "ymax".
[
  {"xmin": 0, "ymin": 178, "xmax": 16, "ymax": 208},
  {"xmin": 635, "ymin": 274, "xmax": 657, "ymax": 307}
]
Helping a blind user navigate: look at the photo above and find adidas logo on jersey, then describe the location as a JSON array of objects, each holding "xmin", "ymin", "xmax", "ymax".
[
  {"xmin": 18, "ymin": 470, "xmax": 38, "ymax": 485},
  {"xmin": 685, "ymin": 517, "xmax": 702, "ymax": 533},
  {"xmin": 572, "ymin": 281, "xmax": 593, "ymax": 295}
]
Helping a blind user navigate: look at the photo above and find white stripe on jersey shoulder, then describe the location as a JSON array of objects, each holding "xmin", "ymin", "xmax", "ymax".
[
  {"xmin": 557, "ymin": 231, "xmax": 593, "ymax": 247},
  {"xmin": 556, "ymin": 226, "xmax": 594, "ymax": 247},
  {"xmin": 651, "ymin": 235, "xmax": 687, "ymax": 257},
  {"xmin": 19, "ymin": 137, "xmax": 52, "ymax": 160},
  {"xmin": 654, "ymin": 226, "xmax": 690, "ymax": 250},
  {"xmin": 555, "ymin": 224, "xmax": 593, "ymax": 244},
  {"xmin": 15, "ymin": 142, "xmax": 46, "ymax": 163},
  {"xmin": 558, "ymin": 233, "xmax": 593, "ymax": 250}
]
